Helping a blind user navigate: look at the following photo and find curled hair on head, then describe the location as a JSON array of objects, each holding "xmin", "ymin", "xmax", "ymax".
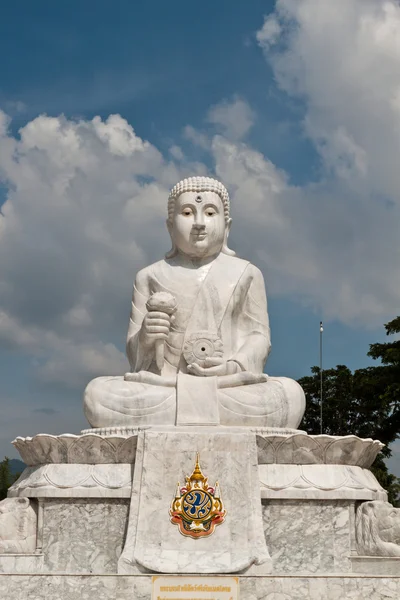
[
  {"xmin": 167, "ymin": 177, "xmax": 230, "ymax": 224},
  {"xmin": 166, "ymin": 176, "xmax": 235, "ymax": 258}
]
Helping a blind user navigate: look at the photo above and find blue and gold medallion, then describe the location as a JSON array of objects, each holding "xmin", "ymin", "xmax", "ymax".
[{"xmin": 170, "ymin": 453, "xmax": 226, "ymax": 538}]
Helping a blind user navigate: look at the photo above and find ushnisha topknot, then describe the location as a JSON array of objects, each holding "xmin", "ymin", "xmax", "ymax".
[{"xmin": 168, "ymin": 177, "xmax": 230, "ymax": 223}]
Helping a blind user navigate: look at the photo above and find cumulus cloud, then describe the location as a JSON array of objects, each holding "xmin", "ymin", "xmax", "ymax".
[
  {"xmin": 3, "ymin": 0, "xmax": 400, "ymax": 408},
  {"xmin": 207, "ymin": 96, "xmax": 255, "ymax": 141},
  {"xmin": 251, "ymin": 0, "xmax": 400, "ymax": 323},
  {"xmin": 0, "ymin": 111, "xmax": 192, "ymax": 393},
  {"xmin": 258, "ymin": 0, "xmax": 400, "ymax": 195}
]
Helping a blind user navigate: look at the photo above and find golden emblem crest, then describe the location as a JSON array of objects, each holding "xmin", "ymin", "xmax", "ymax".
[{"xmin": 170, "ymin": 454, "xmax": 226, "ymax": 538}]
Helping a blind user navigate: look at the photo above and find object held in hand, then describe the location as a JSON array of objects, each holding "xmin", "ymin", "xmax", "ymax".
[
  {"xmin": 183, "ymin": 332, "xmax": 223, "ymax": 368},
  {"xmin": 146, "ymin": 292, "xmax": 177, "ymax": 371}
]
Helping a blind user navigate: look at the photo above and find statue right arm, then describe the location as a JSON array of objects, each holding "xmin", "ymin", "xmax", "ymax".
[
  {"xmin": 126, "ymin": 267, "xmax": 172, "ymax": 372},
  {"xmin": 126, "ymin": 269, "xmax": 152, "ymax": 372}
]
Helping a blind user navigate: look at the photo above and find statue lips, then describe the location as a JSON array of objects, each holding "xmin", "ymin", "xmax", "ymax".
[{"xmin": 192, "ymin": 231, "xmax": 207, "ymax": 241}]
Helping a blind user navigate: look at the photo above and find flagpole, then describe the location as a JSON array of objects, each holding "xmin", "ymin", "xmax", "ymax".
[{"xmin": 319, "ymin": 321, "xmax": 323, "ymax": 434}]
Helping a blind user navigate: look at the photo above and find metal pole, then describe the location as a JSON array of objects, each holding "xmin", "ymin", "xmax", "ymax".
[{"xmin": 320, "ymin": 321, "xmax": 323, "ymax": 434}]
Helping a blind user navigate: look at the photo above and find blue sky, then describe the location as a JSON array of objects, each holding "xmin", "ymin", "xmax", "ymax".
[{"xmin": 0, "ymin": 0, "xmax": 399, "ymax": 476}]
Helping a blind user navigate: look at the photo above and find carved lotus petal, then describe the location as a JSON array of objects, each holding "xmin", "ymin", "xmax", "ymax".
[
  {"xmin": 117, "ymin": 437, "xmax": 138, "ymax": 463},
  {"xmin": 275, "ymin": 435, "xmax": 324, "ymax": 465},
  {"xmin": 301, "ymin": 464, "xmax": 348, "ymax": 490},
  {"xmin": 259, "ymin": 464, "xmax": 302, "ymax": 489},
  {"xmin": 255, "ymin": 433, "xmax": 384, "ymax": 467},
  {"xmin": 256, "ymin": 436, "xmax": 275, "ymax": 464},
  {"xmin": 12, "ymin": 434, "xmax": 139, "ymax": 465},
  {"xmin": 44, "ymin": 464, "xmax": 92, "ymax": 488},
  {"xmin": 68, "ymin": 435, "xmax": 117, "ymax": 464},
  {"xmin": 91, "ymin": 464, "xmax": 132, "ymax": 489}
]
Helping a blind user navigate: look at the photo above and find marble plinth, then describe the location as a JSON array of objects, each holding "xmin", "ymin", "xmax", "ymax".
[
  {"xmin": 10, "ymin": 430, "xmax": 386, "ymax": 503},
  {"xmin": 13, "ymin": 430, "xmax": 383, "ymax": 468},
  {"xmin": 5, "ymin": 427, "xmax": 393, "ymax": 581},
  {"xmin": 118, "ymin": 428, "xmax": 271, "ymax": 574},
  {"xmin": 1, "ymin": 574, "xmax": 400, "ymax": 600}
]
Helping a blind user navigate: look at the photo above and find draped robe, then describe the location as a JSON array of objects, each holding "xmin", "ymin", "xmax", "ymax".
[{"xmin": 84, "ymin": 253, "xmax": 305, "ymax": 428}]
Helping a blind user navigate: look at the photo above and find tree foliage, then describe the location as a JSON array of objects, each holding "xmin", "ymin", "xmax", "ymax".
[
  {"xmin": 299, "ymin": 317, "xmax": 400, "ymax": 506},
  {"xmin": 0, "ymin": 457, "xmax": 13, "ymax": 501}
]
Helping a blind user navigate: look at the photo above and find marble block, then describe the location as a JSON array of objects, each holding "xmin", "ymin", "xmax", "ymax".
[
  {"xmin": 262, "ymin": 500, "xmax": 354, "ymax": 573},
  {"xmin": 0, "ymin": 554, "xmax": 43, "ymax": 574},
  {"xmin": 118, "ymin": 427, "xmax": 271, "ymax": 574},
  {"xmin": 1, "ymin": 574, "xmax": 400, "ymax": 600},
  {"xmin": 351, "ymin": 556, "xmax": 400, "ymax": 576},
  {"xmin": 41, "ymin": 498, "xmax": 129, "ymax": 573}
]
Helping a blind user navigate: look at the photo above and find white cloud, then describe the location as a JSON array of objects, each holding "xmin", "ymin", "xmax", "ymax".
[
  {"xmin": 256, "ymin": 15, "xmax": 281, "ymax": 48},
  {"xmin": 258, "ymin": 0, "xmax": 400, "ymax": 198},
  {"xmin": 37, "ymin": 340, "xmax": 128, "ymax": 389},
  {"xmin": 207, "ymin": 97, "xmax": 255, "ymax": 141},
  {"xmin": 0, "ymin": 111, "xmax": 194, "ymax": 391},
  {"xmin": 250, "ymin": 0, "xmax": 400, "ymax": 323},
  {"xmin": 183, "ymin": 125, "xmax": 210, "ymax": 150},
  {"xmin": 4, "ymin": 0, "xmax": 400, "ymax": 405}
]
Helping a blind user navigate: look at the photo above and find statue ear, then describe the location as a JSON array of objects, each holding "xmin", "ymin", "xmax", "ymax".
[
  {"xmin": 165, "ymin": 219, "xmax": 178, "ymax": 258},
  {"xmin": 222, "ymin": 218, "xmax": 235, "ymax": 256}
]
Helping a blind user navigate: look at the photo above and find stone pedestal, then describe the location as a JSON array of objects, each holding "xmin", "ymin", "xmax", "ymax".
[{"xmin": 1, "ymin": 428, "xmax": 398, "ymax": 599}]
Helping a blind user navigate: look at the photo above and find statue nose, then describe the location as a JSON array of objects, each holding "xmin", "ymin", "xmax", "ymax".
[{"xmin": 192, "ymin": 222, "xmax": 206, "ymax": 230}]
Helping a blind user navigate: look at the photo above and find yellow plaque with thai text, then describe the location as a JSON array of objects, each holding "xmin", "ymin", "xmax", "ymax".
[{"xmin": 152, "ymin": 576, "xmax": 239, "ymax": 600}]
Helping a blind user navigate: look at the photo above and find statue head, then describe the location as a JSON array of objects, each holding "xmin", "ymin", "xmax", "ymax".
[{"xmin": 166, "ymin": 176, "xmax": 235, "ymax": 259}]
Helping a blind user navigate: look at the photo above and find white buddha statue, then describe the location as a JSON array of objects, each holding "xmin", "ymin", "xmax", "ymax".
[{"xmin": 84, "ymin": 177, "xmax": 305, "ymax": 429}]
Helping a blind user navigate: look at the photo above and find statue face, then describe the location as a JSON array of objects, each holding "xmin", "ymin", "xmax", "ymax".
[{"xmin": 169, "ymin": 191, "xmax": 227, "ymax": 258}]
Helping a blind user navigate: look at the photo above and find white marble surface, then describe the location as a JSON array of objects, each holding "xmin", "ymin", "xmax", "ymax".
[
  {"xmin": 176, "ymin": 373, "xmax": 219, "ymax": 425},
  {"xmin": 42, "ymin": 499, "xmax": 129, "ymax": 573},
  {"xmin": 119, "ymin": 428, "xmax": 271, "ymax": 574},
  {"xmin": 13, "ymin": 430, "xmax": 383, "ymax": 468},
  {"xmin": 13, "ymin": 433, "xmax": 138, "ymax": 465},
  {"xmin": 82, "ymin": 177, "xmax": 306, "ymax": 430},
  {"xmin": 8, "ymin": 464, "xmax": 133, "ymax": 498},
  {"xmin": 0, "ymin": 498, "xmax": 37, "ymax": 554},
  {"xmin": 259, "ymin": 464, "xmax": 387, "ymax": 500},
  {"xmin": 256, "ymin": 433, "xmax": 383, "ymax": 468},
  {"xmin": 1, "ymin": 574, "xmax": 400, "ymax": 599},
  {"xmin": 262, "ymin": 500, "xmax": 353, "ymax": 573},
  {"xmin": 352, "ymin": 556, "xmax": 400, "ymax": 576},
  {"xmin": 356, "ymin": 501, "xmax": 400, "ymax": 556},
  {"xmin": 0, "ymin": 554, "xmax": 43, "ymax": 573}
]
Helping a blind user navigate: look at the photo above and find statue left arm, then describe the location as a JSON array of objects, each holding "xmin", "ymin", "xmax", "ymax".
[{"xmin": 228, "ymin": 264, "xmax": 271, "ymax": 374}]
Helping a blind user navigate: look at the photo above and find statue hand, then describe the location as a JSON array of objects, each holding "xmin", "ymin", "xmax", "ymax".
[
  {"xmin": 187, "ymin": 358, "xmax": 240, "ymax": 377},
  {"xmin": 139, "ymin": 311, "xmax": 171, "ymax": 350}
]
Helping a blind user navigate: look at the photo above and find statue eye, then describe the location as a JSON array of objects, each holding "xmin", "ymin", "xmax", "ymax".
[
  {"xmin": 206, "ymin": 208, "xmax": 216, "ymax": 217},
  {"xmin": 182, "ymin": 208, "xmax": 193, "ymax": 216}
]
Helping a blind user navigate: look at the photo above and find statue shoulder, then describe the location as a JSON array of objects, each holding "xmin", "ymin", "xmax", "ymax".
[
  {"xmin": 134, "ymin": 260, "xmax": 166, "ymax": 288},
  {"xmin": 224, "ymin": 255, "xmax": 265, "ymax": 284}
]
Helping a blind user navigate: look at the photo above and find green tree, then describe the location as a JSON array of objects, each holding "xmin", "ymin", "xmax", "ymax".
[
  {"xmin": 299, "ymin": 316, "xmax": 400, "ymax": 506},
  {"xmin": 0, "ymin": 457, "xmax": 13, "ymax": 501}
]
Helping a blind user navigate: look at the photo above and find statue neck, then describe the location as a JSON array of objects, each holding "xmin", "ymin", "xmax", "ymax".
[{"xmin": 172, "ymin": 251, "xmax": 219, "ymax": 269}]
